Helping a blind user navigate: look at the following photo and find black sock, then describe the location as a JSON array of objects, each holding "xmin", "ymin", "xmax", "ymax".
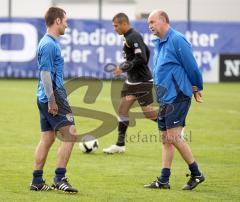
[
  {"xmin": 189, "ymin": 161, "xmax": 201, "ymax": 176},
  {"xmin": 116, "ymin": 121, "xmax": 129, "ymax": 146},
  {"xmin": 159, "ymin": 168, "xmax": 171, "ymax": 183},
  {"xmin": 54, "ymin": 168, "xmax": 66, "ymax": 182},
  {"xmin": 32, "ymin": 170, "xmax": 43, "ymax": 184}
]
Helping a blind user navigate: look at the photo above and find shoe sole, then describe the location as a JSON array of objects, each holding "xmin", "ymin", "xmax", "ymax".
[
  {"xmin": 30, "ymin": 189, "xmax": 53, "ymax": 191},
  {"xmin": 103, "ymin": 150, "xmax": 125, "ymax": 154},
  {"xmin": 144, "ymin": 184, "xmax": 171, "ymax": 189},
  {"xmin": 53, "ymin": 188, "xmax": 78, "ymax": 194},
  {"xmin": 144, "ymin": 186, "xmax": 170, "ymax": 189}
]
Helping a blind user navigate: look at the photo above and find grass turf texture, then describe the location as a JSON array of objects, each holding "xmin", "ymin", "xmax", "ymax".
[{"xmin": 0, "ymin": 79, "xmax": 239, "ymax": 202}]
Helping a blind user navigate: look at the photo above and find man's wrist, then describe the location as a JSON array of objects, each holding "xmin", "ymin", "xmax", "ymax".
[
  {"xmin": 119, "ymin": 61, "xmax": 133, "ymax": 72},
  {"xmin": 192, "ymin": 86, "xmax": 199, "ymax": 93},
  {"xmin": 48, "ymin": 95, "xmax": 56, "ymax": 103}
]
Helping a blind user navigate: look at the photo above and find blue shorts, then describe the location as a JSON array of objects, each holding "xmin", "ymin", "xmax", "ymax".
[
  {"xmin": 37, "ymin": 99, "xmax": 75, "ymax": 132},
  {"xmin": 157, "ymin": 99, "xmax": 191, "ymax": 131}
]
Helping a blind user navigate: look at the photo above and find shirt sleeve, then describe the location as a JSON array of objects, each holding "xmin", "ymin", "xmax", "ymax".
[
  {"xmin": 173, "ymin": 35, "xmax": 203, "ymax": 91},
  {"xmin": 40, "ymin": 71, "xmax": 55, "ymax": 102},
  {"xmin": 38, "ymin": 43, "xmax": 55, "ymax": 72}
]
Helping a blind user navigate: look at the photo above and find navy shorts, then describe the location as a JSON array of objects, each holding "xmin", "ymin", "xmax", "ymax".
[
  {"xmin": 37, "ymin": 99, "xmax": 75, "ymax": 132},
  {"xmin": 157, "ymin": 98, "xmax": 191, "ymax": 131}
]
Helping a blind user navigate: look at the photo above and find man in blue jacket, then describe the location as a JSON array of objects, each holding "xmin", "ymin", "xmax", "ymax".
[{"xmin": 144, "ymin": 10, "xmax": 205, "ymax": 190}]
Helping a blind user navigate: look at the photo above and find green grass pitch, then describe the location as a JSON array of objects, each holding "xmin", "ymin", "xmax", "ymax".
[{"xmin": 0, "ymin": 79, "xmax": 240, "ymax": 202}]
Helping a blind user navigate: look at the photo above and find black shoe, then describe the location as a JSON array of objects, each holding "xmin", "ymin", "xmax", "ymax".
[
  {"xmin": 30, "ymin": 180, "xmax": 53, "ymax": 191},
  {"xmin": 144, "ymin": 177, "xmax": 170, "ymax": 189},
  {"xmin": 182, "ymin": 173, "xmax": 205, "ymax": 190},
  {"xmin": 52, "ymin": 177, "xmax": 78, "ymax": 193}
]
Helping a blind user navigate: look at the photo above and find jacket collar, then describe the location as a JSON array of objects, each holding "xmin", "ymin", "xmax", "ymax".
[
  {"xmin": 124, "ymin": 28, "xmax": 133, "ymax": 37},
  {"xmin": 152, "ymin": 26, "xmax": 173, "ymax": 45}
]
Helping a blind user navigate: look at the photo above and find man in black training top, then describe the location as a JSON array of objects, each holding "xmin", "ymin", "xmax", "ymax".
[{"xmin": 103, "ymin": 13, "xmax": 158, "ymax": 154}]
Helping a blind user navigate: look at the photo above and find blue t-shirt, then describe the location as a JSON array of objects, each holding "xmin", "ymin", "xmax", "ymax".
[{"xmin": 36, "ymin": 34, "xmax": 64, "ymax": 103}]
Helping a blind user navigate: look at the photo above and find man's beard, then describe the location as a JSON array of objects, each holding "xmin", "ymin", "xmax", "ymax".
[{"xmin": 60, "ymin": 29, "xmax": 65, "ymax": 35}]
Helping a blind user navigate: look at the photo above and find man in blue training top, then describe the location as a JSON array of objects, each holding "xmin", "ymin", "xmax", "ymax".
[
  {"xmin": 30, "ymin": 7, "xmax": 78, "ymax": 193},
  {"xmin": 144, "ymin": 10, "xmax": 205, "ymax": 190}
]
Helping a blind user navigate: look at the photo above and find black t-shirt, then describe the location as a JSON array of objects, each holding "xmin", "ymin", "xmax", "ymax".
[{"xmin": 123, "ymin": 28, "xmax": 152, "ymax": 83}]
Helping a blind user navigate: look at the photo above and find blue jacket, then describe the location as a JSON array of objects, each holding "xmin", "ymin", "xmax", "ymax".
[{"xmin": 152, "ymin": 27, "xmax": 203, "ymax": 104}]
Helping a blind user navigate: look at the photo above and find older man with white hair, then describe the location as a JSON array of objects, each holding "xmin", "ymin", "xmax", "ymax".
[{"xmin": 144, "ymin": 10, "xmax": 205, "ymax": 190}]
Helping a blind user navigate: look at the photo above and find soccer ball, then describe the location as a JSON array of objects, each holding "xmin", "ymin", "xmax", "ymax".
[{"xmin": 79, "ymin": 136, "xmax": 99, "ymax": 153}]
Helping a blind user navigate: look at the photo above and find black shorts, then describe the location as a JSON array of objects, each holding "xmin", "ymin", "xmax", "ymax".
[
  {"xmin": 121, "ymin": 81, "xmax": 154, "ymax": 106},
  {"xmin": 37, "ymin": 97, "xmax": 75, "ymax": 132},
  {"xmin": 158, "ymin": 98, "xmax": 191, "ymax": 131}
]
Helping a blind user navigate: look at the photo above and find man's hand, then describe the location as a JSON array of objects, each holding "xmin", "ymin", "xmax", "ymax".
[
  {"xmin": 193, "ymin": 91, "xmax": 203, "ymax": 103},
  {"xmin": 48, "ymin": 100, "xmax": 58, "ymax": 116},
  {"xmin": 113, "ymin": 67, "xmax": 123, "ymax": 76},
  {"xmin": 192, "ymin": 86, "xmax": 203, "ymax": 103}
]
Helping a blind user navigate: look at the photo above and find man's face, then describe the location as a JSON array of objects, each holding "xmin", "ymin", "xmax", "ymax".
[
  {"xmin": 112, "ymin": 19, "xmax": 124, "ymax": 35},
  {"xmin": 148, "ymin": 14, "xmax": 164, "ymax": 36},
  {"xmin": 57, "ymin": 15, "xmax": 68, "ymax": 35}
]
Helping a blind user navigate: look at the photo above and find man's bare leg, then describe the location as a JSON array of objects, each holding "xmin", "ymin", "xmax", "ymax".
[{"xmin": 52, "ymin": 125, "xmax": 78, "ymax": 193}]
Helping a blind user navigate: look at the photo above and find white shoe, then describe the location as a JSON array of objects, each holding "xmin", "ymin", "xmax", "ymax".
[{"xmin": 102, "ymin": 145, "xmax": 126, "ymax": 154}]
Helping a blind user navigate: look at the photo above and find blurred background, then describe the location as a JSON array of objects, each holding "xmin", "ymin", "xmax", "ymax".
[
  {"xmin": 0, "ymin": 0, "xmax": 240, "ymax": 82},
  {"xmin": 1, "ymin": 0, "xmax": 240, "ymax": 21}
]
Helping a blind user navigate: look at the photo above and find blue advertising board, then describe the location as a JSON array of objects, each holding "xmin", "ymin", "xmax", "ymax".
[{"xmin": 0, "ymin": 18, "xmax": 240, "ymax": 82}]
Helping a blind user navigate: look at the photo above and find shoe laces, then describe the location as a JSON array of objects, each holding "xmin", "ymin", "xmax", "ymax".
[
  {"xmin": 61, "ymin": 177, "xmax": 71, "ymax": 187},
  {"xmin": 186, "ymin": 174, "xmax": 200, "ymax": 185},
  {"xmin": 151, "ymin": 177, "xmax": 161, "ymax": 185},
  {"xmin": 151, "ymin": 177, "xmax": 169, "ymax": 187}
]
